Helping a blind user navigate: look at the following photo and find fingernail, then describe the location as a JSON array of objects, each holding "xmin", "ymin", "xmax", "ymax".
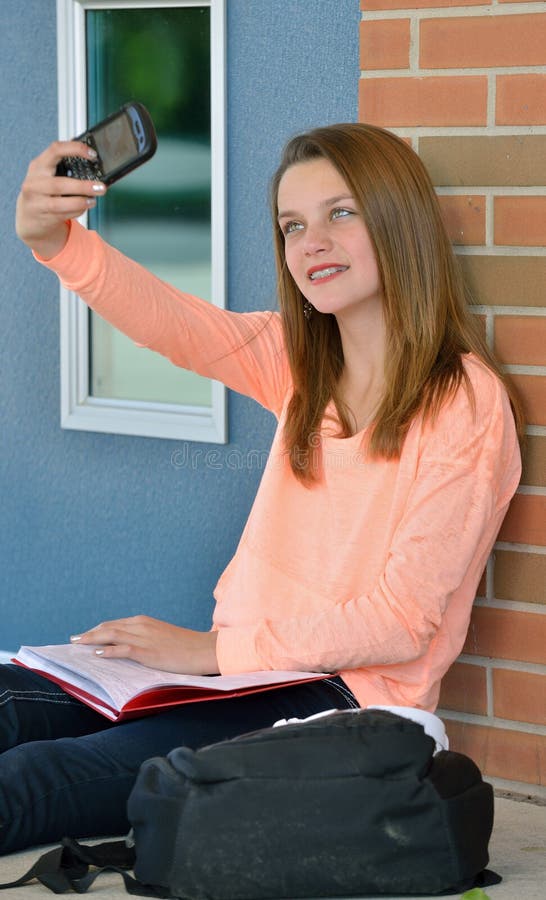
[
  {"xmin": 70, "ymin": 634, "xmax": 81, "ymax": 642},
  {"xmin": 87, "ymin": 147, "xmax": 97, "ymax": 159},
  {"xmin": 86, "ymin": 198, "xmax": 96, "ymax": 207},
  {"xmin": 95, "ymin": 649, "xmax": 105, "ymax": 656},
  {"xmin": 92, "ymin": 183, "xmax": 105, "ymax": 192}
]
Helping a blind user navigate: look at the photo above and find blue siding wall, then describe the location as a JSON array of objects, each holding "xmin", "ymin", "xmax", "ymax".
[{"xmin": 1, "ymin": 0, "xmax": 358, "ymax": 650}]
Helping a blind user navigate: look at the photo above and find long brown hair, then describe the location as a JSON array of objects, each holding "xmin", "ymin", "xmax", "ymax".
[{"xmin": 271, "ymin": 123, "xmax": 524, "ymax": 483}]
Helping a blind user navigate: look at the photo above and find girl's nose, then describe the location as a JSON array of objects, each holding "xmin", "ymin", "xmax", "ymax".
[{"xmin": 303, "ymin": 223, "xmax": 332, "ymax": 255}]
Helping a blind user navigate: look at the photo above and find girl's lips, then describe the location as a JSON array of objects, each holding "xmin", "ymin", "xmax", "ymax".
[{"xmin": 307, "ymin": 264, "xmax": 349, "ymax": 283}]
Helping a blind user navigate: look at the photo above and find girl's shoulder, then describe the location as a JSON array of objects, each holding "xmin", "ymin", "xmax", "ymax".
[{"xmin": 418, "ymin": 353, "xmax": 517, "ymax": 458}]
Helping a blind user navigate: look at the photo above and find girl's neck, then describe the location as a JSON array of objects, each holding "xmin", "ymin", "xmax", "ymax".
[{"xmin": 335, "ymin": 300, "xmax": 387, "ymax": 433}]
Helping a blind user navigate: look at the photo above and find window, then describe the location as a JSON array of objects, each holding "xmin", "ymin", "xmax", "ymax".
[{"xmin": 56, "ymin": 0, "xmax": 226, "ymax": 442}]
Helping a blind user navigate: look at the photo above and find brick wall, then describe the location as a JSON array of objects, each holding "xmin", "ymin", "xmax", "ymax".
[{"xmin": 359, "ymin": 0, "xmax": 545, "ymax": 797}]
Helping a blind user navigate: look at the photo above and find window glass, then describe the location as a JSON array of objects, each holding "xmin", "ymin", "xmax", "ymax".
[{"xmin": 86, "ymin": 6, "xmax": 212, "ymax": 407}]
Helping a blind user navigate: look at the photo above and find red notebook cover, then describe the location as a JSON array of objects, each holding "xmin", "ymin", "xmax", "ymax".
[{"xmin": 14, "ymin": 645, "xmax": 330, "ymax": 722}]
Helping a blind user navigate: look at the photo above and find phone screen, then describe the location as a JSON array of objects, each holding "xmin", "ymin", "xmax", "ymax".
[{"xmin": 93, "ymin": 113, "xmax": 137, "ymax": 175}]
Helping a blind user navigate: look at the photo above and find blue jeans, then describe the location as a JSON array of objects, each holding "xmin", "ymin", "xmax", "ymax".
[{"xmin": 0, "ymin": 664, "xmax": 357, "ymax": 854}]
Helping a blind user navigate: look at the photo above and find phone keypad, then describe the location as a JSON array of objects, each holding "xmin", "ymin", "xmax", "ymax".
[
  {"xmin": 57, "ymin": 156, "xmax": 104, "ymax": 181},
  {"xmin": 56, "ymin": 132, "xmax": 104, "ymax": 181}
]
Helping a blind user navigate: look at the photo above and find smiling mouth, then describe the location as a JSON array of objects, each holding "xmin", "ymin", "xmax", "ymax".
[{"xmin": 308, "ymin": 266, "xmax": 348, "ymax": 281}]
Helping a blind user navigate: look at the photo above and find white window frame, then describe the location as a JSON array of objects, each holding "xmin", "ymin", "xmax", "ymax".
[{"xmin": 56, "ymin": 0, "xmax": 227, "ymax": 443}]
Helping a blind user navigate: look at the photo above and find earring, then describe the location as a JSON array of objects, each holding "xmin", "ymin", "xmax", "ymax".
[{"xmin": 303, "ymin": 300, "xmax": 313, "ymax": 321}]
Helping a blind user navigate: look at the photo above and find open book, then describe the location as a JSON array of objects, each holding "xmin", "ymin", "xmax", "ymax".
[{"xmin": 13, "ymin": 644, "xmax": 329, "ymax": 722}]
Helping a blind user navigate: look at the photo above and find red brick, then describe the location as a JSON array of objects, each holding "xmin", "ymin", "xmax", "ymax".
[
  {"xmin": 420, "ymin": 135, "xmax": 546, "ymax": 187},
  {"xmin": 506, "ymin": 374, "xmax": 546, "ymax": 427},
  {"xmin": 493, "ymin": 669, "xmax": 546, "ymax": 726},
  {"xmin": 457, "ymin": 256, "xmax": 546, "ymax": 308},
  {"xmin": 521, "ymin": 436, "xmax": 546, "ymax": 488},
  {"xmin": 359, "ymin": 77, "xmax": 487, "ymax": 127},
  {"xmin": 494, "ymin": 197, "xmax": 546, "ymax": 247},
  {"xmin": 497, "ymin": 75, "xmax": 546, "ymax": 126},
  {"xmin": 494, "ymin": 549, "xmax": 546, "ymax": 605},
  {"xmin": 446, "ymin": 720, "xmax": 545, "ymax": 786},
  {"xmin": 421, "ymin": 15, "xmax": 546, "ymax": 68},
  {"xmin": 360, "ymin": 19, "xmax": 410, "ymax": 70},
  {"xmin": 361, "ymin": 0, "xmax": 487, "ymax": 8},
  {"xmin": 494, "ymin": 316, "xmax": 546, "ymax": 367},
  {"xmin": 438, "ymin": 195, "xmax": 486, "ymax": 245},
  {"xmin": 463, "ymin": 606, "xmax": 546, "ymax": 664},
  {"xmin": 499, "ymin": 493, "xmax": 546, "ymax": 547},
  {"xmin": 439, "ymin": 662, "xmax": 488, "ymax": 715}
]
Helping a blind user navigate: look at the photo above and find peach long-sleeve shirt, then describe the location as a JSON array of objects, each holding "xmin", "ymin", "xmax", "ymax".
[{"xmin": 38, "ymin": 222, "xmax": 521, "ymax": 711}]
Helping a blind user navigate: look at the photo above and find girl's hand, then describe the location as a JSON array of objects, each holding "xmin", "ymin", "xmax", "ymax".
[
  {"xmin": 15, "ymin": 141, "xmax": 106, "ymax": 259},
  {"xmin": 71, "ymin": 615, "xmax": 219, "ymax": 675}
]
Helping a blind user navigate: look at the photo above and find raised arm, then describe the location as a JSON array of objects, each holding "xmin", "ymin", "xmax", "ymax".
[{"xmin": 16, "ymin": 142, "xmax": 290, "ymax": 414}]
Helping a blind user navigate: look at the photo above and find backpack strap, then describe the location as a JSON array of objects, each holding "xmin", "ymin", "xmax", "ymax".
[{"xmin": 0, "ymin": 837, "xmax": 171, "ymax": 897}]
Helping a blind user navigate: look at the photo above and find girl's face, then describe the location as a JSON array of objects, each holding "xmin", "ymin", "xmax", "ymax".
[{"xmin": 277, "ymin": 158, "xmax": 383, "ymax": 319}]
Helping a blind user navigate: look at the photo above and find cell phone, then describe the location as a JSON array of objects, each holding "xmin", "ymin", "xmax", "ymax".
[{"xmin": 55, "ymin": 101, "xmax": 157, "ymax": 186}]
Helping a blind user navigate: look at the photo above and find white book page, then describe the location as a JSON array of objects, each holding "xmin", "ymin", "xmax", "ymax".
[{"xmin": 15, "ymin": 644, "xmax": 326, "ymax": 712}]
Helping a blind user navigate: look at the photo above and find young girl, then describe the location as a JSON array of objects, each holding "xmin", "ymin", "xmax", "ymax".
[{"xmin": 4, "ymin": 123, "xmax": 522, "ymax": 854}]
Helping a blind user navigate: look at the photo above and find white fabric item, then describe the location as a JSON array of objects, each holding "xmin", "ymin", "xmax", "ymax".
[{"xmin": 367, "ymin": 705, "xmax": 449, "ymax": 753}]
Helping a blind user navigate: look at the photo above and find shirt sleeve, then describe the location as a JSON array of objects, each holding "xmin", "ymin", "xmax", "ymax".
[
  {"xmin": 35, "ymin": 221, "xmax": 290, "ymax": 416},
  {"xmin": 215, "ymin": 366, "xmax": 522, "ymax": 674}
]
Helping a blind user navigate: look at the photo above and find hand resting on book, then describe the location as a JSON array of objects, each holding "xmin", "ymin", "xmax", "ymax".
[{"xmin": 71, "ymin": 614, "xmax": 219, "ymax": 675}]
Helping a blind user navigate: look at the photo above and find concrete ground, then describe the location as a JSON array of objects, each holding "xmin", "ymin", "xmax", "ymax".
[{"xmin": 0, "ymin": 794, "xmax": 544, "ymax": 899}]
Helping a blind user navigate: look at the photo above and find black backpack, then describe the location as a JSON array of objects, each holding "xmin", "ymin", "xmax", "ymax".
[{"xmin": 1, "ymin": 709, "xmax": 501, "ymax": 898}]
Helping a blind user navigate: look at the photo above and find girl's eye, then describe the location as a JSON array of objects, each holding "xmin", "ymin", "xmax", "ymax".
[
  {"xmin": 331, "ymin": 207, "xmax": 353, "ymax": 221},
  {"xmin": 283, "ymin": 220, "xmax": 303, "ymax": 236}
]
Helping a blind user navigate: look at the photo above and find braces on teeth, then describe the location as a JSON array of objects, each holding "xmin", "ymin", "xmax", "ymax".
[{"xmin": 310, "ymin": 266, "xmax": 346, "ymax": 280}]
